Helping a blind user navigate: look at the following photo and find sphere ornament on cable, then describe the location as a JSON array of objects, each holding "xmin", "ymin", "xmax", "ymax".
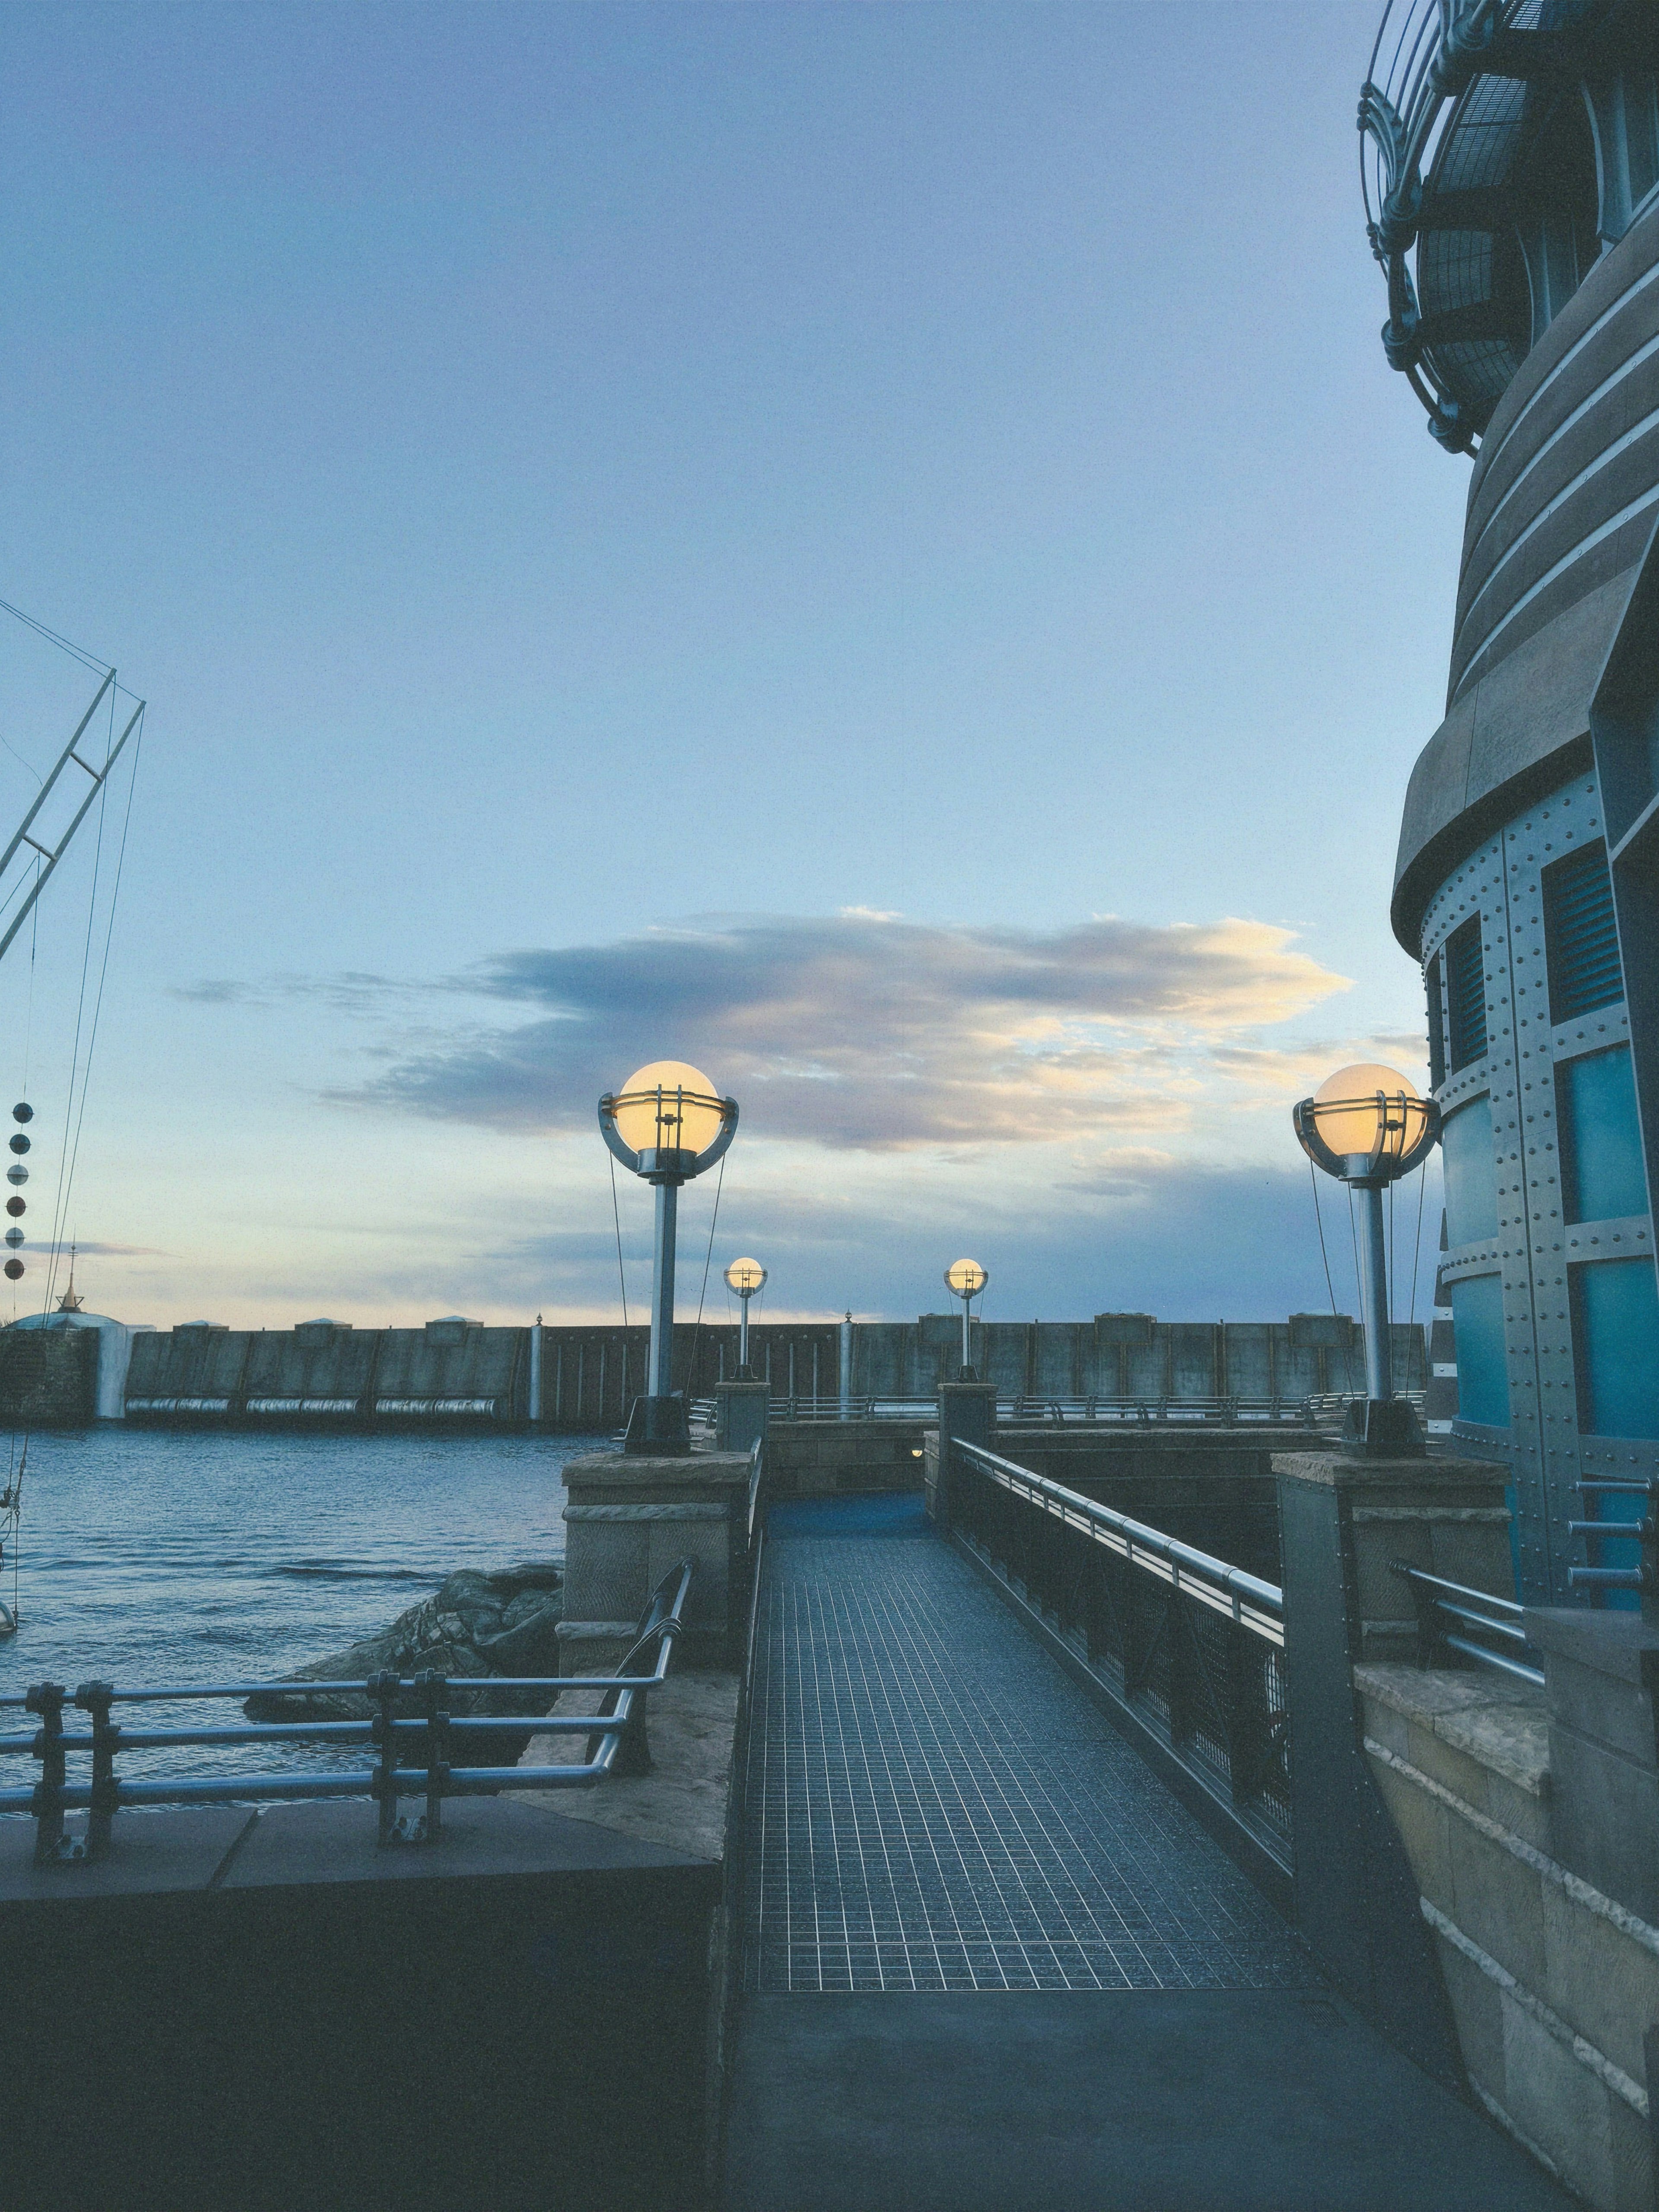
[
  {"xmin": 944, "ymin": 1257, "xmax": 989, "ymax": 1382},
  {"xmin": 598, "ymin": 1060, "xmax": 739, "ymax": 1455},
  {"xmin": 1292, "ymin": 1063, "xmax": 1441, "ymax": 1460}
]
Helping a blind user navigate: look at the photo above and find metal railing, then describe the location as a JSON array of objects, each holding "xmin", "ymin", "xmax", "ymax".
[
  {"xmin": 949, "ymin": 1439, "xmax": 1290, "ymax": 1864},
  {"xmin": 1392, "ymin": 1563, "xmax": 1543, "ymax": 1688},
  {"xmin": 692, "ymin": 1392, "xmax": 1321, "ymax": 1428},
  {"xmin": 0, "ymin": 1560, "xmax": 694, "ymax": 1866}
]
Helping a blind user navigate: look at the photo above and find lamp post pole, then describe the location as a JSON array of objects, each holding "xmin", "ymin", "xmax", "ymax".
[
  {"xmin": 1353, "ymin": 1174, "xmax": 1392, "ymax": 1404},
  {"xmin": 723, "ymin": 1260, "xmax": 766, "ymax": 1382},
  {"xmin": 649, "ymin": 1177, "xmax": 679, "ymax": 1400},
  {"xmin": 944, "ymin": 1260, "xmax": 989, "ymax": 1384}
]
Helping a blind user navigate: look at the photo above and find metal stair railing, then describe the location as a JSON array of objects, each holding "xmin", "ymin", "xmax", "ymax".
[
  {"xmin": 949, "ymin": 1437, "xmax": 1291, "ymax": 1870},
  {"xmin": 0, "ymin": 1559, "xmax": 693, "ymax": 1866}
]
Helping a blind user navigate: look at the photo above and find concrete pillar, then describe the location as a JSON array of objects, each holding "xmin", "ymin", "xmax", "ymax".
[
  {"xmin": 931, "ymin": 1380, "xmax": 998, "ymax": 1530},
  {"xmin": 555, "ymin": 1445, "xmax": 753, "ymax": 1673},
  {"xmin": 1273, "ymin": 1446, "xmax": 1510, "ymax": 2079},
  {"xmin": 714, "ymin": 1378, "xmax": 769, "ymax": 1456},
  {"xmin": 528, "ymin": 1316, "xmax": 542, "ymax": 1424}
]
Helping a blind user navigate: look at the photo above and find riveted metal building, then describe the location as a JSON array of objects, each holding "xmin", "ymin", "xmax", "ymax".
[{"xmin": 1362, "ymin": 0, "xmax": 1659, "ymax": 1600}]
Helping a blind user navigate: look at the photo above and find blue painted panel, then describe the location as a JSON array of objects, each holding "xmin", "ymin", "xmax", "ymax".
[
  {"xmin": 1449, "ymin": 1272, "xmax": 1510, "ymax": 1429},
  {"xmin": 1443, "ymin": 1097, "xmax": 1498, "ymax": 1247},
  {"xmin": 1573, "ymin": 1257, "xmax": 1659, "ymax": 1439},
  {"xmin": 1560, "ymin": 1046, "xmax": 1650, "ymax": 1224}
]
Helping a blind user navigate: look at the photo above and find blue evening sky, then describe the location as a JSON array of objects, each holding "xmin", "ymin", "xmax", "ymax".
[{"xmin": 0, "ymin": 2, "xmax": 1466, "ymax": 1334}]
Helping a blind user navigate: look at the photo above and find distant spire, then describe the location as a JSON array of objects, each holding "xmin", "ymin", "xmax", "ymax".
[{"xmin": 56, "ymin": 1243, "xmax": 83, "ymax": 1314}]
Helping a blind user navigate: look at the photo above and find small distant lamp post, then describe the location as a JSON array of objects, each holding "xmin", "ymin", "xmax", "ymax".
[
  {"xmin": 944, "ymin": 1258, "xmax": 989, "ymax": 1382},
  {"xmin": 1293, "ymin": 1062, "xmax": 1440, "ymax": 1457},
  {"xmin": 600, "ymin": 1060, "xmax": 738, "ymax": 1452},
  {"xmin": 724, "ymin": 1256, "xmax": 767, "ymax": 1379}
]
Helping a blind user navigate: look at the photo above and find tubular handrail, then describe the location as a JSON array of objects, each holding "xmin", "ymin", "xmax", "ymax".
[
  {"xmin": 692, "ymin": 1393, "xmax": 1322, "ymax": 1427},
  {"xmin": 953, "ymin": 1439, "xmax": 1284, "ymax": 1646},
  {"xmin": 1390, "ymin": 1560, "xmax": 1544, "ymax": 1688},
  {"xmin": 5, "ymin": 1559, "xmax": 694, "ymax": 1866}
]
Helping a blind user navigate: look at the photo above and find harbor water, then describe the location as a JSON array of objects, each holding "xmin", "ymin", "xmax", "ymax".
[{"xmin": 0, "ymin": 1426, "xmax": 606, "ymax": 1789}]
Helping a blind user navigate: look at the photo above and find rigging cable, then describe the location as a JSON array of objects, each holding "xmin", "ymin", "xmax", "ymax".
[
  {"xmin": 48, "ymin": 706, "xmax": 143, "ymax": 1312},
  {"xmin": 40, "ymin": 683, "xmax": 118, "ymax": 1317},
  {"xmin": 609, "ymin": 1151, "xmax": 630, "ymax": 1330},
  {"xmin": 0, "ymin": 597, "xmax": 115, "ymax": 683},
  {"xmin": 1309, "ymin": 1159, "xmax": 1355, "ymax": 1395},
  {"xmin": 687, "ymin": 1153, "xmax": 726, "ymax": 1402},
  {"xmin": 1408, "ymin": 1157, "xmax": 1428, "ymax": 1332}
]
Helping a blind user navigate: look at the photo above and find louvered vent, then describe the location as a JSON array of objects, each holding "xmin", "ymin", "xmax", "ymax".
[
  {"xmin": 1545, "ymin": 843, "xmax": 1624, "ymax": 1023},
  {"xmin": 1426, "ymin": 956, "xmax": 1446, "ymax": 1090},
  {"xmin": 1445, "ymin": 917, "xmax": 1487, "ymax": 1071}
]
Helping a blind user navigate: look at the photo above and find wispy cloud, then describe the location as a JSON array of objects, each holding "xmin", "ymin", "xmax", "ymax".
[{"xmin": 320, "ymin": 909, "xmax": 1352, "ymax": 1149}]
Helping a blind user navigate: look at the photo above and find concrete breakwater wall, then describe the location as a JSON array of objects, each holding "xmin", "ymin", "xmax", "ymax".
[
  {"xmin": 124, "ymin": 1315, "xmax": 530, "ymax": 1426},
  {"xmin": 114, "ymin": 1310, "xmax": 1427, "ymax": 1432}
]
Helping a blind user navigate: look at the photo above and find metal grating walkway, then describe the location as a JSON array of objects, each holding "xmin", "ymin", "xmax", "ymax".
[{"xmin": 741, "ymin": 1494, "xmax": 1319, "ymax": 1994}]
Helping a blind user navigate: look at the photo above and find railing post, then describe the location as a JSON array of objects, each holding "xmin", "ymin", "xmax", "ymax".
[
  {"xmin": 78, "ymin": 1679, "xmax": 117, "ymax": 1861},
  {"xmin": 417, "ymin": 1669, "xmax": 448, "ymax": 1840},
  {"xmin": 612, "ymin": 1675, "xmax": 654, "ymax": 1776},
  {"xmin": 369, "ymin": 1670, "xmax": 400, "ymax": 1846},
  {"xmin": 1166, "ymin": 1585, "xmax": 1197, "ymax": 1749},
  {"xmin": 27, "ymin": 1680, "xmax": 67, "ymax": 1866},
  {"xmin": 1220, "ymin": 1623, "xmax": 1263, "ymax": 1808}
]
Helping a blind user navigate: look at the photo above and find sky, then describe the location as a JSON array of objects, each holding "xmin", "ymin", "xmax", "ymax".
[{"xmin": 0, "ymin": 1, "xmax": 1470, "ymax": 1335}]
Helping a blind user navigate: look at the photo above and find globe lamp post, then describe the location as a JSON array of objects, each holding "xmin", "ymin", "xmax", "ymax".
[
  {"xmin": 724, "ymin": 1256, "xmax": 766, "ymax": 1379},
  {"xmin": 944, "ymin": 1258, "xmax": 988, "ymax": 1381},
  {"xmin": 600, "ymin": 1060, "xmax": 738, "ymax": 1452},
  {"xmin": 1293, "ymin": 1063, "xmax": 1440, "ymax": 1457}
]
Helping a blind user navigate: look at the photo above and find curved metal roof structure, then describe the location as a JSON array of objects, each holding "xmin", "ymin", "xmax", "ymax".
[{"xmin": 1360, "ymin": 0, "xmax": 1646, "ymax": 454}]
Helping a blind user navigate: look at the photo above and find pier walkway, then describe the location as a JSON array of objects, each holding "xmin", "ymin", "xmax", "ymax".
[{"xmin": 721, "ymin": 1494, "xmax": 1572, "ymax": 2212}]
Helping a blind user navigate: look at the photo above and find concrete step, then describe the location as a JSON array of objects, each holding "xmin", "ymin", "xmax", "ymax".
[{"xmin": 721, "ymin": 1988, "xmax": 1576, "ymax": 2212}]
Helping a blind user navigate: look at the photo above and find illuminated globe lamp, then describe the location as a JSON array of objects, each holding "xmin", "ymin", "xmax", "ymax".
[
  {"xmin": 724, "ymin": 1256, "xmax": 767, "ymax": 1379},
  {"xmin": 599, "ymin": 1060, "xmax": 738, "ymax": 1454},
  {"xmin": 1293, "ymin": 1063, "xmax": 1440, "ymax": 1458},
  {"xmin": 944, "ymin": 1257, "xmax": 989, "ymax": 1382}
]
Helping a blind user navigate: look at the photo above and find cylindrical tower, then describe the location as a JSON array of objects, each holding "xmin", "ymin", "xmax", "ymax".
[{"xmin": 1362, "ymin": 0, "xmax": 1659, "ymax": 1603}]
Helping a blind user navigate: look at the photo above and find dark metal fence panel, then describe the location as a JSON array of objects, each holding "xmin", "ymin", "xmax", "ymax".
[{"xmin": 950, "ymin": 1440, "xmax": 1291, "ymax": 1868}]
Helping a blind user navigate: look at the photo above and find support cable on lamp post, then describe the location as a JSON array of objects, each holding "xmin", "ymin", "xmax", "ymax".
[
  {"xmin": 1292, "ymin": 1063, "xmax": 1440, "ymax": 1458},
  {"xmin": 599, "ymin": 1060, "xmax": 737, "ymax": 1455}
]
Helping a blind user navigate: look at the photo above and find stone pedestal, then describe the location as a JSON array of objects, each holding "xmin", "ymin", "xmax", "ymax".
[
  {"xmin": 1525, "ymin": 1606, "xmax": 1659, "ymax": 1923},
  {"xmin": 1272, "ymin": 1449, "xmax": 1513, "ymax": 1662},
  {"xmin": 714, "ymin": 1379, "xmax": 769, "ymax": 1456},
  {"xmin": 556, "ymin": 1448, "xmax": 752, "ymax": 1672},
  {"xmin": 929, "ymin": 1382, "xmax": 997, "ymax": 1526},
  {"xmin": 1273, "ymin": 1447, "xmax": 1511, "ymax": 2077}
]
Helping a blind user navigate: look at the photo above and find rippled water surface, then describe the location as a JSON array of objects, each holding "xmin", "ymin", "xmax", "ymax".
[{"xmin": 0, "ymin": 1427, "xmax": 607, "ymax": 1789}]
